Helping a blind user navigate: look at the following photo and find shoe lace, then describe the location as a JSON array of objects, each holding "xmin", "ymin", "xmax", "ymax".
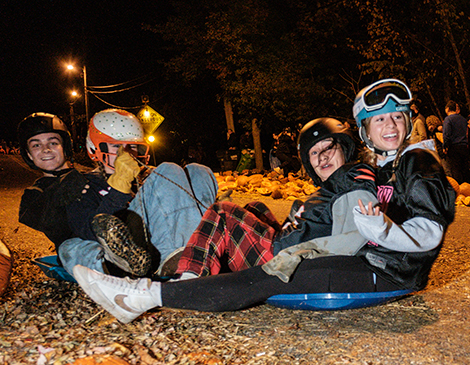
[{"xmin": 105, "ymin": 274, "xmax": 151, "ymax": 292}]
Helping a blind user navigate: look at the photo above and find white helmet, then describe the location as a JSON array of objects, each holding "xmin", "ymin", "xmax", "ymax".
[{"xmin": 86, "ymin": 109, "xmax": 150, "ymax": 169}]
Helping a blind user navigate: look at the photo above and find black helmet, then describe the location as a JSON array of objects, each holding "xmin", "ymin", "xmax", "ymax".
[
  {"xmin": 298, "ymin": 118, "xmax": 355, "ymax": 186},
  {"xmin": 17, "ymin": 113, "xmax": 73, "ymax": 170}
]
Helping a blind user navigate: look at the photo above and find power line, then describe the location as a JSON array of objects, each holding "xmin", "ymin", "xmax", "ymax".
[
  {"xmin": 89, "ymin": 73, "xmax": 154, "ymax": 89},
  {"xmin": 89, "ymin": 91, "xmax": 142, "ymax": 110},
  {"xmin": 89, "ymin": 75, "xmax": 159, "ymax": 94}
]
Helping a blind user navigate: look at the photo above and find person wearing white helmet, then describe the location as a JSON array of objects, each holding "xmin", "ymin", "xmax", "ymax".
[
  {"xmin": 351, "ymin": 78, "xmax": 455, "ymax": 290},
  {"xmin": 57, "ymin": 109, "xmax": 218, "ymax": 279}
]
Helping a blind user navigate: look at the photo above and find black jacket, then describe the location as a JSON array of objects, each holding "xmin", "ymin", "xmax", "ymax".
[
  {"xmin": 19, "ymin": 168, "xmax": 130, "ymax": 251},
  {"xmin": 272, "ymin": 162, "xmax": 377, "ymax": 255},
  {"xmin": 19, "ymin": 169, "xmax": 88, "ymax": 250},
  {"xmin": 356, "ymin": 148, "xmax": 456, "ymax": 290}
]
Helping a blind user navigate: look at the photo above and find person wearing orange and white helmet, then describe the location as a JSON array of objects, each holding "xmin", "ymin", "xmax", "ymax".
[
  {"xmin": 86, "ymin": 108, "xmax": 150, "ymax": 175},
  {"xmin": 58, "ymin": 109, "xmax": 218, "ymax": 279}
]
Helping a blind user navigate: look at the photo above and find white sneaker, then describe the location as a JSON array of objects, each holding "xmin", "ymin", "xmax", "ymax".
[{"xmin": 73, "ymin": 265, "xmax": 161, "ymax": 324}]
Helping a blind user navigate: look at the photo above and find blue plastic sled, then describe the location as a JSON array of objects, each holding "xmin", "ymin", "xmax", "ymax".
[
  {"xmin": 32, "ymin": 255, "xmax": 77, "ymax": 283},
  {"xmin": 266, "ymin": 289, "xmax": 413, "ymax": 311}
]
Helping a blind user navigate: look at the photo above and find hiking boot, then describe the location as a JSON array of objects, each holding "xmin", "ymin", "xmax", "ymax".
[
  {"xmin": 92, "ymin": 213, "xmax": 152, "ymax": 276},
  {"xmin": 73, "ymin": 265, "xmax": 161, "ymax": 324}
]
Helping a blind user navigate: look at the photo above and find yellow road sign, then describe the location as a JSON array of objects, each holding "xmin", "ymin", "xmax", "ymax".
[{"xmin": 137, "ymin": 106, "xmax": 165, "ymax": 134}]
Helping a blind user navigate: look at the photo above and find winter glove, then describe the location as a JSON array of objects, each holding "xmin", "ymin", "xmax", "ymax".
[
  {"xmin": 107, "ymin": 146, "xmax": 141, "ymax": 194},
  {"xmin": 55, "ymin": 169, "xmax": 89, "ymax": 206}
]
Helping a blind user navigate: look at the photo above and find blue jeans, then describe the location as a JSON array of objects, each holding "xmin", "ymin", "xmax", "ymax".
[{"xmin": 59, "ymin": 162, "xmax": 218, "ymax": 277}]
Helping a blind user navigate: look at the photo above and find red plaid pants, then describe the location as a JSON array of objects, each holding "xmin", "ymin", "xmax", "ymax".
[{"xmin": 176, "ymin": 201, "xmax": 282, "ymax": 276}]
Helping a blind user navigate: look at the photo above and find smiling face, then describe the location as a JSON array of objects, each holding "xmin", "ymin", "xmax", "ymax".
[
  {"xmin": 26, "ymin": 132, "xmax": 69, "ymax": 175},
  {"xmin": 308, "ymin": 138, "xmax": 346, "ymax": 182},
  {"xmin": 366, "ymin": 112, "xmax": 407, "ymax": 157}
]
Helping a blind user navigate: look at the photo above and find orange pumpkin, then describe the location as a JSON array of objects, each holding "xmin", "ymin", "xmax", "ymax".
[{"xmin": 459, "ymin": 182, "xmax": 470, "ymax": 197}]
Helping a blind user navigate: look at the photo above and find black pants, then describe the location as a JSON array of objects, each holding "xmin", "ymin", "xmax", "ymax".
[
  {"xmin": 161, "ymin": 256, "xmax": 399, "ymax": 312},
  {"xmin": 447, "ymin": 144, "xmax": 470, "ymax": 184}
]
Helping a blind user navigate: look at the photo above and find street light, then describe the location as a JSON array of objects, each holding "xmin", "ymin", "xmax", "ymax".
[
  {"xmin": 69, "ymin": 90, "xmax": 80, "ymax": 145},
  {"xmin": 146, "ymin": 135, "xmax": 157, "ymax": 165},
  {"xmin": 66, "ymin": 64, "xmax": 89, "ymax": 124}
]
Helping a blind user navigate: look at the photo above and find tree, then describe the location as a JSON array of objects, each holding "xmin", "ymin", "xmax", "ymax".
[
  {"xmin": 149, "ymin": 0, "xmax": 366, "ymax": 169},
  {"xmin": 348, "ymin": 0, "xmax": 470, "ymax": 116}
]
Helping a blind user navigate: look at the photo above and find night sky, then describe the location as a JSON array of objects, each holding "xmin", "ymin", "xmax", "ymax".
[{"xmin": 1, "ymin": 1, "xmax": 173, "ymax": 143}]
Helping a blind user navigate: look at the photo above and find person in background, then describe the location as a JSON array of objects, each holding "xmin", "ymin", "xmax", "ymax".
[
  {"xmin": 226, "ymin": 129, "xmax": 238, "ymax": 151},
  {"xmin": 274, "ymin": 127, "xmax": 301, "ymax": 175},
  {"xmin": 443, "ymin": 100, "xmax": 470, "ymax": 183},
  {"xmin": 410, "ymin": 102, "xmax": 427, "ymax": 143},
  {"xmin": 426, "ymin": 115, "xmax": 450, "ymax": 176}
]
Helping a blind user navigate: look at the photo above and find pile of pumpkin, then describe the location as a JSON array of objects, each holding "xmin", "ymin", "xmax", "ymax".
[
  {"xmin": 447, "ymin": 177, "xmax": 470, "ymax": 206},
  {"xmin": 216, "ymin": 172, "xmax": 470, "ymax": 205},
  {"xmin": 215, "ymin": 170, "xmax": 319, "ymax": 200}
]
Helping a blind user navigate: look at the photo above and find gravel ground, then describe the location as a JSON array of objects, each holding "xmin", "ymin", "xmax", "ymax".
[{"xmin": 1, "ymin": 155, "xmax": 470, "ymax": 365}]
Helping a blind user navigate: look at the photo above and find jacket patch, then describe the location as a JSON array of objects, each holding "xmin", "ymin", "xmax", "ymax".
[{"xmin": 365, "ymin": 252, "xmax": 387, "ymax": 270}]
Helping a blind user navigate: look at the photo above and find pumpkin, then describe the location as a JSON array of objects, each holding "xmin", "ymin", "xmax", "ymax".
[{"xmin": 459, "ymin": 182, "xmax": 470, "ymax": 196}]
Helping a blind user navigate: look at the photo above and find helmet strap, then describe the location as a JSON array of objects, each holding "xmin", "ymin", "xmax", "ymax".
[{"xmin": 366, "ymin": 144, "xmax": 398, "ymax": 157}]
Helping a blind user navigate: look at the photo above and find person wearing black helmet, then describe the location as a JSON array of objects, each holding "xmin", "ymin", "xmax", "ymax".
[
  {"xmin": 18, "ymin": 113, "xmax": 89, "ymax": 250},
  {"xmin": 71, "ymin": 118, "xmax": 389, "ymax": 323},
  {"xmin": 18, "ymin": 110, "xmax": 219, "ymax": 281},
  {"xmin": 170, "ymin": 117, "xmax": 377, "ymax": 279}
]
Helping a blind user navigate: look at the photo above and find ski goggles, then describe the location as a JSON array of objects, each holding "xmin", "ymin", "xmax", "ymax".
[
  {"xmin": 356, "ymin": 79, "xmax": 412, "ymax": 114},
  {"xmin": 353, "ymin": 79, "xmax": 413, "ymax": 120}
]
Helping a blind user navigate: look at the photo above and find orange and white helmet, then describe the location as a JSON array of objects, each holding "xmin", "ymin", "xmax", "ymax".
[{"xmin": 86, "ymin": 109, "xmax": 150, "ymax": 170}]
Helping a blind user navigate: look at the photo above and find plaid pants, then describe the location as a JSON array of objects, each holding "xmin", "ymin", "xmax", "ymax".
[{"xmin": 176, "ymin": 201, "xmax": 282, "ymax": 276}]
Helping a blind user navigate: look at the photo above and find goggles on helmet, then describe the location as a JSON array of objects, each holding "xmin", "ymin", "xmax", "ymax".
[{"xmin": 353, "ymin": 79, "xmax": 412, "ymax": 126}]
